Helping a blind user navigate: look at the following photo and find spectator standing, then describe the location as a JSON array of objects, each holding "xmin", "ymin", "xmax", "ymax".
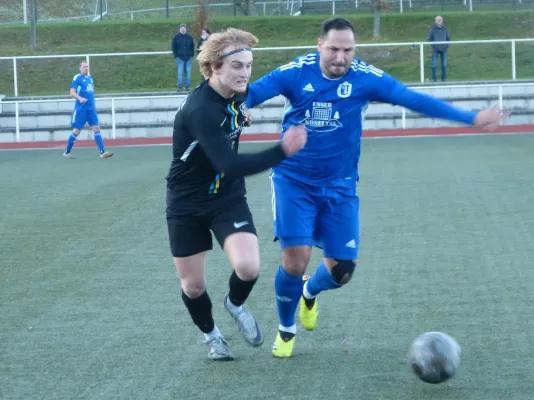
[
  {"xmin": 427, "ymin": 16, "xmax": 450, "ymax": 82},
  {"xmin": 197, "ymin": 28, "xmax": 212, "ymax": 55},
  {"xmin": 197, "ymin": 28, "xmax": 212, "ymax": 83},
  {"xmin": 172, "ymin": 23, "xmax": 195, "ymax": 91}
]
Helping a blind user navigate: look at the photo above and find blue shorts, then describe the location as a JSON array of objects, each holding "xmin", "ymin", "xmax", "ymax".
[
  {"xmin": 71, "ymin": 108, "xmax": 99, "ymax": 130},
  {"xmin": 270, "ymin": 172, "xmax": 360, "ymax": 260}
]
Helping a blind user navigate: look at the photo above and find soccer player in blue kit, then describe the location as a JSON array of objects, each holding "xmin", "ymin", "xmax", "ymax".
[
  {"xmin": 246, "ymin": 17, "xmax": 506, "ymax": 358},
  {"xmin": 63, "ymin": 60, "xmax": 113, "ymax": 159}
]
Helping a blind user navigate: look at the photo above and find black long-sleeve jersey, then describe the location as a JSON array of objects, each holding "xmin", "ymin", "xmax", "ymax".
[{"xmin": 166, "ymin": 81, "xmax": 287, "ymax": 211}]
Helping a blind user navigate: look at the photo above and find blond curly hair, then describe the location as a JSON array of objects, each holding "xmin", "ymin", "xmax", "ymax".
[{"xmin": 197, "ymin": 28, "xmax": 259, "ymax": 79}]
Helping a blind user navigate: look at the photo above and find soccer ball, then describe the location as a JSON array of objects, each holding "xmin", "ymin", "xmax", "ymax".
[{"xmin": 408, "ymin": 331, "xmax": 461, "ymax": 384}]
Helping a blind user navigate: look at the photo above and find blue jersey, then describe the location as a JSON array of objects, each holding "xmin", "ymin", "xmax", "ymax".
[
  {"xmin": 247, "ymin": 52, "xmax": 477, "ymax": 187},
  {"xmin": 71, "ymin": 73, "xmax": 96, "ymax": 110}
]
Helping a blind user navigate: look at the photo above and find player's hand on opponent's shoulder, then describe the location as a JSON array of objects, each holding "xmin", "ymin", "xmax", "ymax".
[
  {"xmin": 281, "ymin": 124, "xmax": 307, "ymax": 156},
  {"xmin": 474, "ymin": 105, "xmax": 509, "ymax": 132}
]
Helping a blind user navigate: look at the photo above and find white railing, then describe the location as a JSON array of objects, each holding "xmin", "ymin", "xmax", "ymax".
[
  {"xmin": 1, "ymin": 38, "xmax": 533, "ymax": 98},
  {"xmin": 0, "ymin": 94, "xmax": 182, "ymax": 142},
  {"xmin": 1, "ymin": 82, "xmax": 533, "ymax": 143}
]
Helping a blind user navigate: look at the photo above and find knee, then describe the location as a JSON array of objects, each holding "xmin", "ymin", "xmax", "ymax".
[
  {"xmin": 282, "ymin": 247, "xmax": 311, "ymax": 276},
  {"xmin": 233, "ymin": 259, "xmax": 260, "ymax": 281},
  {"xmin": 331, "ymin": 259, "xmax": 357, "ymax": 285},
  {"xmin": 72, "ymin": 130, "xmax": 80, "ymax": 136},
  {"xmin": 181, "ymin": 279, "xmax": 206, "ymax": 299}
]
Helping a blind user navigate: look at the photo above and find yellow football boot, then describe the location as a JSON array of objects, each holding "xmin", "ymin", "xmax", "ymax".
[
  {"xmin": 272, "ymin": 331, "xmax": 296, "ymax": 358},
  {"xmin": 300, "ymin": 275, "xmax": 319, "ymax": 331}
]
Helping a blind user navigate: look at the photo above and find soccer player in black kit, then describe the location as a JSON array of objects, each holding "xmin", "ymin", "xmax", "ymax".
[{"xmin": 165, "ymin": 28, "xmax": 307, "ymax": 361}]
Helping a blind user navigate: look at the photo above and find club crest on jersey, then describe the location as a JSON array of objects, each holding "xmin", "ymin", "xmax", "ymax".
[
  {"xmin": 239, "ymin": 102, "xmax": 247, "ymax": 116},
  {"xmin": 301, "ymin": 102, "xmax": 342, "ymax": 132},
  {"xmin": 337, "ymin": 82, "xmax": 352, "ymax": 98}
]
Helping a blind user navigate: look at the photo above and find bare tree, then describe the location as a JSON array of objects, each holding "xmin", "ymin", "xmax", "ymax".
[
  {"xmin": 194, "ymin": 0, "xmax": 209, "ymax": 36},
  {"xmin": 245, "ymin": 0, "xmax": 258, "ymax": 15},
  {"xmin": 234, "ymin": 0, "xmax": 258, "ymax": 16},
  {"xmin": 366, "ymin": 0, "xmax": 391, "ymax": 38}
]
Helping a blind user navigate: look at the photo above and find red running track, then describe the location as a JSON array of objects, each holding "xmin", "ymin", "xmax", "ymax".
[{"xmin": 1, "ymin": 125, "xmax": 533, "ymax": 150}]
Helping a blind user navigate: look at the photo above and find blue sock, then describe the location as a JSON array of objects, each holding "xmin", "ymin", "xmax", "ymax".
[
  {"xmin": 305, "ymin": 262, "xmax": 342, "ymax": 298},
  {"xmin": 94, "ymin": 131, "xmax": 105, "ymax": 154},
  {"xmin": 274, "ymin": 265, "xmax": 303, "ymax": 330},
  {"xmin": 65, "ymin": 133, "xmax": 77, "ymax": 153}
]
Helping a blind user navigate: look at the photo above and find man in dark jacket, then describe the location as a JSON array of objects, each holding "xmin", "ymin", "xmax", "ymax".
[
  {"xmin": 172, "ymin": 23, "xmax": 195, "ymax": 91},
  {"xmin": 427, "ymin": 16, "xmax": 450, "ymax": 82}
]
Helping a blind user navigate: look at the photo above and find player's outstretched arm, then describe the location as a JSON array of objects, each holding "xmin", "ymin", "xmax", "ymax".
[
  {"xmin": 246, "ymin": 73, "xmax": 284, "ymax": 109},
  {"xmin": 191, "ymin": 112, "xmax": 306, "ymax": 179},
  {"xmin": 369, "ymin": 71, "xmax": 507, "ymax": 131},
  {"xmin": 246, "ymin": 63, "xmax": 298, "ymax": 109}
]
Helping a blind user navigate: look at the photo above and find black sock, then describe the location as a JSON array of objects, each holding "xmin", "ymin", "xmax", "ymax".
[
  {"xmin": 303, "ymin": 296, "xmax": 316, "ymax": 310},
  {"xmin": 279, "ymin": 330, "xmax": 295, "ymax": 342},
  {"xmin": 181, "ymin": 290, "xmax": 215, "ymax": 334},
  {"xmin": 228, "ymin": 271, "xmax": 258, "ymax": 307}
]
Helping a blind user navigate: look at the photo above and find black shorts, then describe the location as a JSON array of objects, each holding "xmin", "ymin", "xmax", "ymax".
[{"xmin": 166, "ymin": 196, "xmax": 257, "ymax": 258}]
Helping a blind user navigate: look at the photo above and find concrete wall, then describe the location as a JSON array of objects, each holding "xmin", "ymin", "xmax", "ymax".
[{"xmin": 1, "ymin": 83, "xmax": 533, "ymax": 143}]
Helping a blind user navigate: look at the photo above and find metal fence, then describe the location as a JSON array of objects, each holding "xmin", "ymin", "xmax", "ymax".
[
  {"xmin": 1, "ymin": 38, "xmax": 533, "ymax": 98},
  {"xmin": 3, "ymin": 0, "xmax": 534, "ymax": 24}
]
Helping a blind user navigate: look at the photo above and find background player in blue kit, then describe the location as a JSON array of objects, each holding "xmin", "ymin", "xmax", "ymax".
[
  {"xmin": 246, "ymin": 17, "xmax": 506, "ymax": 358},
  {"xmin": 63, "ymin": 61, "xmax": 113, "ymax": 159}
]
